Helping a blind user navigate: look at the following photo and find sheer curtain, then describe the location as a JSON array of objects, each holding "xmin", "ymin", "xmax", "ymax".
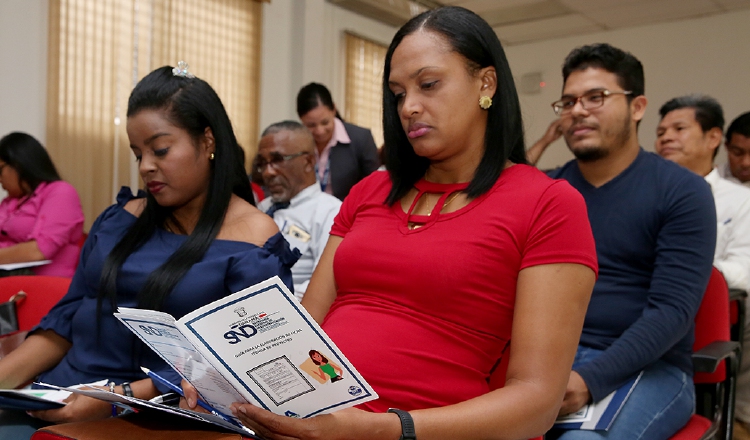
[
  {"xmin": 344, "ymin": 32, "xmax": 387, "ymax": 150},
  {"xmin": 46, "ymin": 0, "xmax": 263, "ymax": 230}
]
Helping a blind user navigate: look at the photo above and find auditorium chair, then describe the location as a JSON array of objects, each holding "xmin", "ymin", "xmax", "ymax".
[
  {"xmin": 670, "ymin": 267, "xmax": 740, "ymax": 440},
  {"xmin": 0, "ymin": 275, "xmax": 71, "ymax": 332}
]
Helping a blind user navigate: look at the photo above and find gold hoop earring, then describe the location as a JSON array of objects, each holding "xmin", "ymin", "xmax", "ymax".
[
  {"xmin": 479, "ymin": 96, "xmax": 493, "ymax": 110},
  {"xmin": 210, "ymin": 153, "xmax": 215, "ymax": 160}
]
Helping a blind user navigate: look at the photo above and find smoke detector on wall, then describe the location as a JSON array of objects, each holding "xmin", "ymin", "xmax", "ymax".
[{"xmin": 518, "ymin": 72, "xmax": 544, "ymax": 95}]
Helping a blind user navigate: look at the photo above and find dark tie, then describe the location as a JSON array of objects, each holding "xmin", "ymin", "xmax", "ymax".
[{"xmin": 265, "ymin": 202, "xmax": 290, "ymax": 217}]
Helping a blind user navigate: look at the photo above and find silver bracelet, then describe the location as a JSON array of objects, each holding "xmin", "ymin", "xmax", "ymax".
[{"xmin": 108, "ymin": 382, "xmax": 117, "ymax": 417}]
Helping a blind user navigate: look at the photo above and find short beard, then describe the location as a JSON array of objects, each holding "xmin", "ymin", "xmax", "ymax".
[
  {"xmin": 569, "ymin": 111, "xmax": 633, "ymax": 163},
  {"xmin": 573, "ymin": 147, "xmax": 610, "ymax": 162}
]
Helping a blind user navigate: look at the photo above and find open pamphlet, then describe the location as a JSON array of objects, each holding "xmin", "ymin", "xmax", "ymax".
[
  {"xmin": 0, "ymin": 380, "xmax": 107, "ymax": 411},
  {"xmin": 0, "ymin": 388, "xmax": 66, "ymax": 411},
  {"xmin": 554, "ymin": 371, "xmax": 643, "ymax": 431},
  {"xmin": 35, "ymin": 382, "xmax": 260, "ymax": 437},
  {"xmin": 114, "ymin": 276, "xmax": 377, "ymax": 423}
]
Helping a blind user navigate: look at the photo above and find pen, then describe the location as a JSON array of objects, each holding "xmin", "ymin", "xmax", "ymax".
[
  {"xmin": 140, "ymin": 367, "xmax": 242, "ymax": 427},
  {"xmin": 149, "ymin": 392, "xmax": 181, "ymax": 406}
]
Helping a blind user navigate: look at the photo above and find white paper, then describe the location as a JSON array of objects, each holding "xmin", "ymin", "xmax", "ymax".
[
  {"xmin": 0, "ymin": 260, "xmax": 51, "ymax": 271},
  {"xmin": 555, "ymin": 396, "xmax": 607, "ymax": 424},
  {"xmin": 0, "ymin": 379, "xmax": 108, "ymax": 407},
  {"xmin": 0, "ymin": 388, "xmax": 69, "ymax": 405},
  {"xmin": 35, "ymin": 382, "xmax": 255, "ymax": 437},
  {"xmin": 115, "ymin": 276, "xmax": 377, "ymax": 419},
  {"xmin": 112, "ymin": 308, "xmax": 244, "ymax": 416},
  {"xmin": 554, "ymin": 371, "xmax": 644, "ymax": 431}
]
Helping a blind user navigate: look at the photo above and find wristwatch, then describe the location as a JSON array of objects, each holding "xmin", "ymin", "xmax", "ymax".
[
  {"xmin": 121, "ymin": 382, "xmax": 134, "ymax": 397},
  {"xmin": 388, "ymin": 408, "xmax": 416, "ymax": 440}
]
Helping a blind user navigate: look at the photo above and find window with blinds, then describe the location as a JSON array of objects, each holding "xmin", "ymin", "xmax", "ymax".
[
  {"xmin": 344, "ymin": 32, "xmax": 388, "ymax": 150},
  {"xmin": 46, "ymin": 0, "xmax": 263, "ymax": 230}
]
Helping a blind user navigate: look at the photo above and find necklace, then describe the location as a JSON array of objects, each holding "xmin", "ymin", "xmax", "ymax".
[
  {"xmin": 406, "ymin": 179, "xmax": 470, "ymax": 231},
  {"xmin": 419, "ymin": 192, "xmax": 433, "ymax": 216},
  {"xmin": 441, "ymin": 191, "xmax": 461, "ymax": 213},
  {"xmin": 408, "ymin": 190, "xmax": 464, "ymax": 233},
  {"xmin": 419, "ymin": 190, "xmax": 462, "ymax": 216}
]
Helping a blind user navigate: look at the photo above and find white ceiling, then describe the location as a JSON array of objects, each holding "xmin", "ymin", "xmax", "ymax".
[{"xmin": 432, "ymin": 0, "xmax": 750, "ymax": 45}]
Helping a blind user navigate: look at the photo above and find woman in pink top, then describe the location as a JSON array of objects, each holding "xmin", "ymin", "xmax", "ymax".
[{"xmin": 0, "ymin": 132, "xmax": 84, "ymax": 277}]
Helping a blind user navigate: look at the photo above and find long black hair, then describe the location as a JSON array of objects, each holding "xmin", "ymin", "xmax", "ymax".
[
  {"xmin": 382, "ymin": 6, "xmax": 526, "ymax": 205},
  {"xmin": 98, "ymin": 66, "xmax": 253, "ymax": 314},
  {"xmin": 0, "ymin": 132, "xmax": 61, "ymax": 194}
]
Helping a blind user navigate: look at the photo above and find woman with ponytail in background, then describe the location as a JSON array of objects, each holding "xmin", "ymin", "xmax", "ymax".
[{"xmin": 296, "ymin": 82, "xmax": 380, "ymax": 200}]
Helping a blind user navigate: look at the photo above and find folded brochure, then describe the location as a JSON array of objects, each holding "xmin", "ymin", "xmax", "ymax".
[
  {"xmin": 554, "ymin": 371, "xmax": 643, "ymax": 431},
  {"xmin": 114, "ymin": 276, "xmax": 377, "ymax": 422},
  {"xmin": 0, "ymin": 388, "xmax": 66, "ymax": 411},
  {"xmin": 35, "ymin": 382, "xmax": 259, "ymax": 437},
  {"xmin": 0, "ymin": 379, "xmax": 108, "ymax": 411}
]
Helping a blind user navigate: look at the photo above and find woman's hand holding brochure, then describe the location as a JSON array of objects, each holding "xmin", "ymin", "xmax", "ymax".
[
  {"xmin": 141, "ymin": 367, "xmax": 241, "ymax": 428},
  {"xmin": 114, "ymin": 276, "xmax": 377, "ymax": 420}
]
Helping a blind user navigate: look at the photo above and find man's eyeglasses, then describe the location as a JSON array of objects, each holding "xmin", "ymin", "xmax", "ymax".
[
  {"xmin": 551, "ymin": 89, "xmax": 633, "ymax": 116},
  {"xmin": 254, "ymin": 151, "xmax": 308, "ymax": 173}
]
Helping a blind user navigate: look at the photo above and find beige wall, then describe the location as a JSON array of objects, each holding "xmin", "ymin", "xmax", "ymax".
[
  {"xmin": 258, "ymin": 0, "xmax": 397, "ymax": 145},
  {"xmin": 0, "ymin": 0, "xmax": 48, "ymax": 142},
  {"xmin": 505, "ymin": 9, "xmax": 750, "ymax": 170},
  {"xmin": 0, "ymin": 0, "xmax": 48, "ymax": 201},
  {"xmin": 2, "ymin": 2, "xmax": 748, "ymax": 184}
]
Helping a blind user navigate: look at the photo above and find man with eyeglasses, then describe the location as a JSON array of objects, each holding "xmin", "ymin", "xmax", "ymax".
[
  {"xmin": 538, "ymin": 44, "xmax": 716, "ymax": 440},
  {"xmin": 255, "ymin": 121, "xmax": 341, "ymax": 300}
]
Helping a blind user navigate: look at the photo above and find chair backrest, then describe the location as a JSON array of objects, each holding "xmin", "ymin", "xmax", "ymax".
[
  {"xmin": 0, "ymin": 275, "xmax": 72, "ymax": 331},
  {"xmin": 74, "ymin": 232, "xmax": 88, "ymax": 271},
  {"xmin": 77, "ymin": 232, "xmax": 88, "ymax": 251},
  {"xmin": 693, "ymin": 267, "xmax": 730, "ymax": 383}
]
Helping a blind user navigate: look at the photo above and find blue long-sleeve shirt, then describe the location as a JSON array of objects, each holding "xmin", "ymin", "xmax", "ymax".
[
  {"xmin": 33, "ymin": 187, "xmax": 299, "ymax": 392},
  {"xmin": 549, "ymin": 149, "xmax": 716, "ymax": 401}
]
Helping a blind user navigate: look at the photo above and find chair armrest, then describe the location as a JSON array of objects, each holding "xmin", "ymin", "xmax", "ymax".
[
  {"xmin": 729, "ymin": 288, "xmax": 747, "ymax": 303},
  {"xmin": 693, "ymin": 340, "xmax": 741, "ymax": 373}
]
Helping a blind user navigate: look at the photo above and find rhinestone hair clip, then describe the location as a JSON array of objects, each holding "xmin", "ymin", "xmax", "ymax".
[{"xmin": 172, "ymin": 61, "xmax": 195, "ymax": 78}]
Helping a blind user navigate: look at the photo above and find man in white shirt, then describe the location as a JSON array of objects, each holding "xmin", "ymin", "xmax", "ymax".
[
  {"xmin": 656, "ymin": 95, "xmax": 750, "ymax": 291},
  {"xmin": 718, "ymin": 111, "xmax": 750, "ymax": 187},
  {"xmin": 655, "ymin": 95, "xmax": 750, "ymax": 438},
  {"xmin": 255, "ymin": 121, "xmax": 341, "ymax": 300}
]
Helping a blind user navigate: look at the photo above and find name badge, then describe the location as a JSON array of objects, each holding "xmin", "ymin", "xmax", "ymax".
[{"xmin": 288, "ymin": 224, "xmax": 311, "ymax": 242}]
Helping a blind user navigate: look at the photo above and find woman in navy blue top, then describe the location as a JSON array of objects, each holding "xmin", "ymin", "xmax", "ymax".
[{"xmin": 0, "ymin": 63, "xmax": 298, "ymax": 437}]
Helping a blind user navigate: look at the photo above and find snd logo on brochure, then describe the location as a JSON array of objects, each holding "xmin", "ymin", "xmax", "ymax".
[{"xmin": 223, "ymin": 323, "xmax": 259, "ymax": 344}]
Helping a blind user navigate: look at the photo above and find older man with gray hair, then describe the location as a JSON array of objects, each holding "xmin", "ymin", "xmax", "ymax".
[{"xmin": 255, "ymin": 121, "xmax": 341, "ymax": 299}]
